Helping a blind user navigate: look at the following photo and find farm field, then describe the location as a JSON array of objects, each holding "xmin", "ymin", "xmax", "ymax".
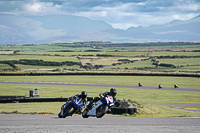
[
  {"xmin": 0, "ymin": 50, "xmax": 200, "ymax": 74},
  {"xmin": 1, "ymin": 42, "xmax": 200, "ymax": 51},
  {"xmin": 0, "ymin": 55, "xmax": 78, "ymax": 62}
]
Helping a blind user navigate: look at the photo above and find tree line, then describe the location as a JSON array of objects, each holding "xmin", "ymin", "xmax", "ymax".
[{"xmin": 0, "ymin": 59, "xmax": 81, "ymax": 68}]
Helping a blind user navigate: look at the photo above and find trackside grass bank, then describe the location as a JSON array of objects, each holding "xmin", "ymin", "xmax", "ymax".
[{"xmin": 0, "ymin": 102, "xmax": 200, "ymax": 118}]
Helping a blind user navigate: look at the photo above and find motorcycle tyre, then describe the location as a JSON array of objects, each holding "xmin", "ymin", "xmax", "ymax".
[
  {"xmin": 96, "ymin": 105, "xmax": 108, "ymax": 118},
  {"xmin": 82, "ymin": 108, "xmax": 89, "ymax": 118},
  {"xmin": 63, "ymin": 105, "xmax": 75, "ymax": 118},
  {"xmin": 58, "ymin": 112, "xmax": 63, "ymax": 118}
]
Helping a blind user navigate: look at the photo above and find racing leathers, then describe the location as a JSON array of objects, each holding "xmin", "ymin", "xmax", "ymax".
[{"xmin": 68, "ymin": 94, "xmax": 87, "ymax": 113}]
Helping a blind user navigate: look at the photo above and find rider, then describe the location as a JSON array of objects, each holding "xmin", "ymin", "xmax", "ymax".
[
  {"xmin": 68, "ymin": 91, "xmax": 88, "ymax": 113},
  {"xmin": 138, "ymin": 82, "xmax": 142, "ymax": 87},
  {"xmin": 174, "ymin": 84, "xmax": 178, "ymax": 88},
  {"xmin": 158, "ymin": 84, "xmax": 162, "ymax": 89},
  {"xmin": 87, "ymin": 88, "xmax": 117, "ymax": 110}
]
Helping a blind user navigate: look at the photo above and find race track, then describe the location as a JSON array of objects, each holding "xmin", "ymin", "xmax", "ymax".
[
  {"xmin": 0, "ymin": 114, "xmax": 200, "ymax": 133},
  {"xmin": 0, "ymin": 81, "xmax": 200, "ymax": 92}
]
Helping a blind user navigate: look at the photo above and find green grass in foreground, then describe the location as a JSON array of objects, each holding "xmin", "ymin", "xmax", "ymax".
[{"xmin": 0, "ymin": 102, "xmax": 200, "ymax": 118}]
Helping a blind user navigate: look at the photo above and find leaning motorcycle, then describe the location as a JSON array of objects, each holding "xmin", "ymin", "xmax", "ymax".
[
  {"xmin": 82, "ymin": 95, "xmax": 114, "ymax": 118},
  {"xmin": 58, "ymin": 97, "xmax": 83, "ymax": 118}
]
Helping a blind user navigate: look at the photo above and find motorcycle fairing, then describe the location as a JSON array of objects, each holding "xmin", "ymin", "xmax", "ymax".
[
  {"xmin": 87, "ymin": 100, "xmax": 103, "ymax": 116},
  {"xmin": 86, "ymin": 96, "xmax": 114, "ymax": 116},
  {"xmin": 61, "ymin": 97, "xmax": 83, "ymax": 116},
  {"xmin": 105, "ymin": 95, "xmax": 114, "ymax": 107}
]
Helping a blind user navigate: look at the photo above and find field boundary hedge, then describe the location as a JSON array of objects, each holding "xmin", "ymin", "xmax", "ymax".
[{"xmin": 0, "ymin": 72, "xmax": 199, "ymax": 77}]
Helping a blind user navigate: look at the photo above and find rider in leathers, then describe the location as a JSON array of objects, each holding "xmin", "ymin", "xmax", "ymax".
[
  {"xmin": 68, "ymin": 91, "xmax": 87, "ymax": 113},
  {"xmin": 87, "ymin": 88, "xmax": 117, "ymax": 110}
]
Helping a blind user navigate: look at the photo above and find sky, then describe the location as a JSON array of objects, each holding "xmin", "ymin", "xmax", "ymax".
[{"xmin": 0, "ymin": 0, "xmax": 200, "ymax": 30}]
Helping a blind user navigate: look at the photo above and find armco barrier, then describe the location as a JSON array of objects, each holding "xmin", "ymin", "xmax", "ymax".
[{"xmin": 0, "ymin": 98, "xmax": 67, "ymax": 103}]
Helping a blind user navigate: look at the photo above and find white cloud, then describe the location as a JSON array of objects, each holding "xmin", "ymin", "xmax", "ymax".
[
  {"xmin": 154, "ymin": 30, "xmax": 187, "ymax": 34},
  {"xmin": 72, "ymin": 0, "xmax": 200, "ymax": 29},
  {"xmin": 0, "ymin": 0, "xmax": 200, "ymax": 29},
  {"xmin": 23, "ymin": 1, "xmax": 64, "ymax": 15}
]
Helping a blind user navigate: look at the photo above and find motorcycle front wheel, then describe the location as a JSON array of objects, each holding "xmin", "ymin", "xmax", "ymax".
[
  {"xmin": 82, "ymin": 108, "xmax": 89, "ymax": 118},
  {"xmin": 58, "ymin": 112, "xmax": 62, "ymax": 118},
  {"xmin": 63, "ymin": 105, "xmax": 75, "ymax": 118},
  {"xmin": 96, "ymin": 105, "xmax": 108, "ymax": 118}
]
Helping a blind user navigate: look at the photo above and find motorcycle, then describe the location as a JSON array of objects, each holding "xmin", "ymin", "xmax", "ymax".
[
  {"xmin": 82, "ymin": 95, "xmax": 114, "ymax": 118},
  {"xmin": 158, "ymin": 84, "xmax": 162, "ymax": 89},
  {"xmin": 138, "ymin": 83, "xmax": 142, "ymax": 87},
  {"xmin": 174, "ymin": 84, "xmax": 178, "ymax": 88},
  {"xmin": 58, "ymin": 97, "xmax": 83, "ymax": 118}
]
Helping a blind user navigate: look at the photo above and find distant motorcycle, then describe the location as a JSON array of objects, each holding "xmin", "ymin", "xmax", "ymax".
[
  {"xmin": 138, "ymin": 83, "xmax": 142, "ymax": 87},
  {"xmin": 58, "ymin": 97, "xmax": 83, "ymax": 118},
  {"xmin": 174, "ymin": 84, "xmax": 178, "ymax": 88},
  {"xmin": 158, "ymin": 84, "xmax": 162, "ymax": 89},
  {"xmin": 82, "ymin": 95, "xmax": 114, "ymax": 118}
]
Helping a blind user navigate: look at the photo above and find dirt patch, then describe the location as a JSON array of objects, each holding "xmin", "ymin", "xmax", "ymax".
[{"xmin": 0, "ymin": 51, "xmax": 14, "ymax": 54}]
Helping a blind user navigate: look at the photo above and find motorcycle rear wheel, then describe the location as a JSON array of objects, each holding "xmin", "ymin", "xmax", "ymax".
[{"xmin": 96, "ymin": 105, "xmax": 108, "ymax": 118}]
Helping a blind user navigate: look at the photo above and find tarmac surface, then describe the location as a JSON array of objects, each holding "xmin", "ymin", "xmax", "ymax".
[
  {"xmin": 0, "ymin": 114, "xmax": 200, "ymax": 133},
  {"xmin": 0, "ymin": 81, "xmax": 200, "ymax": 92}
]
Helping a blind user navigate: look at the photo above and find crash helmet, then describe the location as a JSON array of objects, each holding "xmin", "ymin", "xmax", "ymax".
[
  {"xmin": 110, "ymin": 88, "xmax": 117, "ymax": 97},
  {"xmin": 81, "ymin": 91, "xmax": 87, "ymax": 99}
]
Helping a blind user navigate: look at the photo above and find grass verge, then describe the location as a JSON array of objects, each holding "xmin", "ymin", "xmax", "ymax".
[{"xmin": 0, "ymin": 102, "xmax": 200, "ymax": 118}]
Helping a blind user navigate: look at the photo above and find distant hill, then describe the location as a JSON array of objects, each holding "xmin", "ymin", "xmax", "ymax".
[
  {"xmin": 0, "ymin": 14, "xmax": 113, "ymax": 45},
  {"xmin": 28, "ymin": 15, "xmax": 113, "ymax": 34},
  {"xmin": 0, "ymin": 14, "xmax": 199, "ymax": 45},
  {"xmin": 126, "ymin": 15, "xmax": 200, "ymax": 42}
]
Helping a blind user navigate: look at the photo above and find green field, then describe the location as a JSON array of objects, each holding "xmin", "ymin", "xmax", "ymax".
[
  {"xmin": 150, "ymin": 51, "xmax": 200, "ymax": 57},
  {"xmin": 1, "ymin": 42, "xmax": 200, "ymax": 74},
  {"xmin": 1, "ymin": 42, "xmax": 200, "ymax": 51},
  {"xmin": 1, "ymin": 51, "xmax": 200, "ymax": 73},
  {"xmin": 0, "ymin": 55, "xmax": 78, "ymax": 62}
]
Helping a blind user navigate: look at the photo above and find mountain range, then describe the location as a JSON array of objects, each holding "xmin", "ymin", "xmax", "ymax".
[{"xmin": 0, "ymin": 13, "xmax": 199, "ymax": 45}]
